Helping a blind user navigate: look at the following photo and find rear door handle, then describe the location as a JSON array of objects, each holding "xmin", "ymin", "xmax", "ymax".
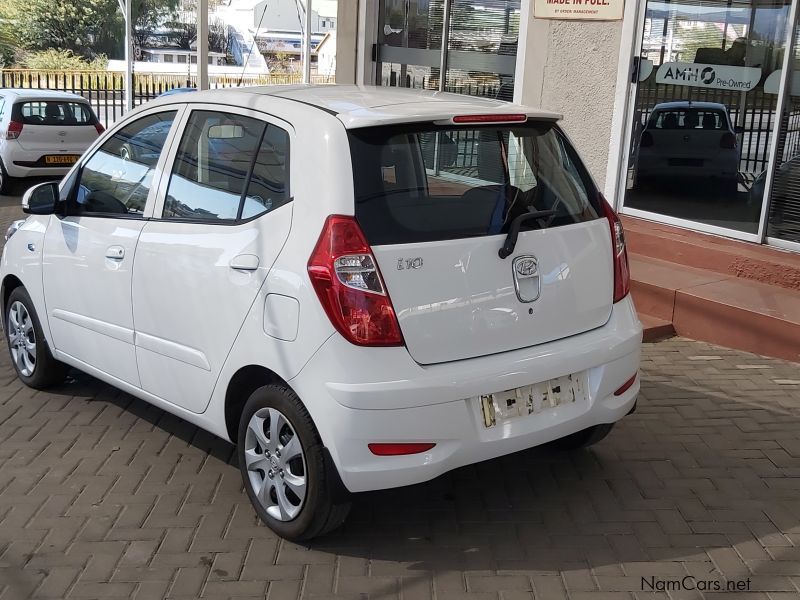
[
  {"xmin": 106, "ymin": 245, "xmax": 125, "ymax": 259},
  {"xmin": 229, "ymin": 254, "xmax": 260, "ymax": 271}
]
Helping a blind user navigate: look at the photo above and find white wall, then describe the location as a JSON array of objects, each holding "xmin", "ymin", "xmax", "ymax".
[{"xmin": 515, "ymin": 4, "xmax": 626, "ymax": 189}]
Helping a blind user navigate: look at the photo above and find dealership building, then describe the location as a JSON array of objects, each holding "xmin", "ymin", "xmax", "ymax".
[{"xmin": 332, "ymin": 0, "xmax": 800, "ymax": 359}]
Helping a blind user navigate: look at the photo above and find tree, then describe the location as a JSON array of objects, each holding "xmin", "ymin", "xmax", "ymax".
[
  {"xmin": 208, "ymin": 18, "xmax": 229, "ymax": 55},
  {"xmin": 132, "ymin": 0, "xmax": 182, "ymax": 57},
  {"xmin": 13, "ymin": 0, "xmax": 123, "ymax": 59}
]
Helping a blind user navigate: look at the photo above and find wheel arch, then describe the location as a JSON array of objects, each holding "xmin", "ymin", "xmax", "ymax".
[
  {"xmin": 224, "ymin": 364, "xmax": 292, "ymax": 442},
  {"xmin": 1, "ymin": 274, "xmax": 24, "ymax": 313}
]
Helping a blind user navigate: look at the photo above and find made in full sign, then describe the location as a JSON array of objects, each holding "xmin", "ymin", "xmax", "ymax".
[{"xmin": 546, "ymin": 0, "xmax": 611, "ymax": 4}]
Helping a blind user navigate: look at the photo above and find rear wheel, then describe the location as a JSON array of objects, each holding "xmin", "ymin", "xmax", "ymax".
[
  {"xmin": 552, "ymin": 423, "xmax": 615, "ymax": 450},
  {"xmin": 5, "ymin": 287, "xmax": 69, "ymax": 389},
  {"xmin": 237, "ymin": 384, "xmax": 350, "ymax": 541}
]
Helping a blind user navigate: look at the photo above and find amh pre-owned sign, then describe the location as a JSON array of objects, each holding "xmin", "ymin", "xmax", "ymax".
[
  {"xmin": 534, "ymin": 0, "xmax": 624, "ymax": 21},
  {"xmin": 655, "ymin": 62, "xmax": 762, "ymax": 91}
]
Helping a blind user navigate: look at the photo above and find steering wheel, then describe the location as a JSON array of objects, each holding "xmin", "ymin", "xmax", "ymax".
[{"xmin": 83, "ymin": 191, "xmax": 128, "ymax": 214}]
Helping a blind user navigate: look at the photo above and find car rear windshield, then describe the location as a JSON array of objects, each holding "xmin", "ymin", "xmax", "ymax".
[
  {"xmin": 348, "ymin": 121, "xmax": 602, "ymax": 245},
  {"xmin": 12, "ymin": 100, "xmax": 96, "ymax": 126},
  {"xmin": 649, "ymin": 108, "xmax": 727, "ymax": 130}
]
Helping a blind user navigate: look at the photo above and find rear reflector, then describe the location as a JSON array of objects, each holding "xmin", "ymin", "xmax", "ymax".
[
  {"xmin": 452, "ymin": 114, "xmax": 527, "ymax": 124},
  {"xmin": 614, "ymin": 373, "xmax": 638, "ymax": 396},
  {"xmin": 368, "ymin": 443, "xmax": 436, "ymax": 456}
]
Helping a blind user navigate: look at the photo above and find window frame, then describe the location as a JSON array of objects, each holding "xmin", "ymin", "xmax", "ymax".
[
  {"xmin": 152, "ymin": 103, "xmax": 294, "ymax": 226},
  {"xmin": 63, "ymin": 105, "xmax": 187, "ymax": 220}
]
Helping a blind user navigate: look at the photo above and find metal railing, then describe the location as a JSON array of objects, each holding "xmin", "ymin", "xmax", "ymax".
[{"xmin": 0, "ymin": 69, "xmax": 336, "ymax": 126}]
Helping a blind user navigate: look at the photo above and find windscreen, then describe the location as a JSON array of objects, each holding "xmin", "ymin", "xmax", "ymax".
[{"xmin": 349, "ymin": 121, "xmax": 602, "ymax": 246}]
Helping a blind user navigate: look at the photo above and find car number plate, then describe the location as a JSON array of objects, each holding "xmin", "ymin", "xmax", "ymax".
[
  {"xmin": 479, "ymin": 372, "xmax": 587, "ymax": 428},
  {"xmin": 44, "ymin": 155, "xmax": 79, "ymax": 165}
]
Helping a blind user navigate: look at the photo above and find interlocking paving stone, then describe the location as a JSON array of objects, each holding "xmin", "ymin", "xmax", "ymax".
[{"xmin": 0, "ymin": 194, "xmax": 800, "ymax": 598}]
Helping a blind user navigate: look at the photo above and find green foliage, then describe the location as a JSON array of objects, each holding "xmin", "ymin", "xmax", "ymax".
[
  {"xmin": 133, "ymin": 0, "xmax": 182, "ymax": 50},
  {"xmin": 11, "ymin": 0, "xmax": 122, "ymax": 59},
  {"xmin": 17, "ymin": 49, "xmax": 108, "ymax": 70}
]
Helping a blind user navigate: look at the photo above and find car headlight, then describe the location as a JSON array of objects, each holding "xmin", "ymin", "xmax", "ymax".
[{"xmin": 5, "ymin": 219, "xmax": 26, "ymax": 242}]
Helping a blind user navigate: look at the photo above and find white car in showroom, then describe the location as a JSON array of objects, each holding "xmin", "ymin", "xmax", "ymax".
[
  {"xmin": 0, "ymin": 89, "xmax": 104, "ymax": 193},
  {"xmin": 1, "ymin": 86, "xmax": 641, "ymax": 540}
]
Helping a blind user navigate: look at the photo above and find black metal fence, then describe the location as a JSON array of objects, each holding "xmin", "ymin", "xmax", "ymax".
[{"xmin": 0, "ymin": 70, "xmax": 335, "ymax": 127}]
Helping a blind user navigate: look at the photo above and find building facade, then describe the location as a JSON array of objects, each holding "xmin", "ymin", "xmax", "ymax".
[{"xmin": 336, "ymin": 0, "xmax": 800, "ymax": 255}]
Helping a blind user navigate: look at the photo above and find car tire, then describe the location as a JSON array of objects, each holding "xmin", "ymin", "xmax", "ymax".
[
  {"xmin": 5, "ymin": 286, "xmax": 69, "ymax": 389},
  {"xmin": 0, "ymin": 159, "xmax": 14, "ymax": 195},
  {"xmin": 237, "ymin": 384, "xmax": 351, "ymax": 541},
  {"xmin": 551, "ymin": 423, "xmax": 615, "ymax": 450}
]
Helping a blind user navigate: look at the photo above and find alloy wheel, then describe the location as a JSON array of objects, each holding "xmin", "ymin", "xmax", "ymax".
[
  {"xmin": 244, "ymin": 407, "xmax": 307, "ymax": 521},
  {"xmin": 8, "ymin": 301, "xmax": 36, "ymax": 377}
]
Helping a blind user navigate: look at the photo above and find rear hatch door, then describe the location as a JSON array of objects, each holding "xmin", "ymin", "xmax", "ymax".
[
  {"xmin": 13, "ymin": 99, "xmax": 99, "ymax": 155},
  {"xmin": 647, "ymin": 106, "xmax": 730, "ymax": 160},
  {"xmin": 350, "ymin": 120, "xmax": 614, "ymax": 365}
]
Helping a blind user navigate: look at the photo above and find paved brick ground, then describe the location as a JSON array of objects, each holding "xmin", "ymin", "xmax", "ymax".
[{"xmin": 1, "ymin": 191, "xmax": 800, "ymax": 599}]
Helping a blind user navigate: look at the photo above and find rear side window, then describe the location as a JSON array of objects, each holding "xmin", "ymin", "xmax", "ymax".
[
  {"xmin": 14, "ymin": 101, "xmax": 95, "ymax": 126},
  {"xmin": 163, "ymin": 110, "xmax": 290, "ymax": 222},
  {"xmin": 349, "ymin": 122, "xmax": 601, "ymax": 245}
]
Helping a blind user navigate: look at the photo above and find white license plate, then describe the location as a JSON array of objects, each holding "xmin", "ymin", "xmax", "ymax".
[{"xmin": 479, "ymin": 372, "xmax": 587, "ymax": 428}]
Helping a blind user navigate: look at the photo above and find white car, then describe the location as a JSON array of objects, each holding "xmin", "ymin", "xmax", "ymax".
[
  {"xmin": 0, "ymin": 89, "xmax": 104, "ymax": 193},
  {"xmin": 1, "ymin": 86, "xmax": 642, "ymax": 540},
  {"xmin": 635, "ymin": 101, "xmax": 740, "ymax": 194}
]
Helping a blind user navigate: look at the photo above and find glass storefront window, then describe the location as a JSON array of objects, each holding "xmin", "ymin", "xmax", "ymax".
[
  {"xmin": 378, "ymin": 0, "xmax": 520, "ymax": 100},
  {"xmin": 767, "ymin": 19, "xmax": 800, "ymax": 243},
  {"xmin": 623, "ymin": 0, "xmax": 793, "ymax": 235}
]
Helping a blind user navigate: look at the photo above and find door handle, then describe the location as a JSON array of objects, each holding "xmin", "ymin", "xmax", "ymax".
[
  {"xmin": 106, "ymin": 246, "xmax": 125, "ymax": 259},
  {"xmin": 229, "ymin": 254, "xmax": 259, "ymax": 271}
]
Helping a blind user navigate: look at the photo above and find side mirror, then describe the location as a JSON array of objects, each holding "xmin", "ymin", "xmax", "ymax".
[
  {"xmin": 734, "ymin": 125, "xmax": 745, "ymax": 135},
  {"xmin": 22, "ymin": 181, "xmax": 59, "ymax": 215}
]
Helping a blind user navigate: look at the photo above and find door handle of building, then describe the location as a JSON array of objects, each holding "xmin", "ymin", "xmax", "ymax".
[
  {"xmin": 230, "ymin": 254, "xmax": 260, "ymax": 271},
  {"xmin": 106, "ymin": 246, "xmax": 125, "ymax": 260}
]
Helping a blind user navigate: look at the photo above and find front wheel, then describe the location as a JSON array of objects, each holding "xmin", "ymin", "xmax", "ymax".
[
  {"xmin": 5, "ymin": 286, "xmax": 69, "ymax": 389},
  {"xmin": 237, "ymin": 384, "xmax": 350, "ymax": 541}
]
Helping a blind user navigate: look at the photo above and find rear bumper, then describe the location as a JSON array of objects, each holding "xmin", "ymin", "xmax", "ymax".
[
  {"xmin": 636, "ymin": 154, "xmax": 737, "ymax": 180},
  {"xmin": 6, "ymin": 163, "xmax": 72, "ymax": 179},
  {"xmin": 3, "ymin": 145, "xmax": 79, "ymax": 178},
  {"xmin": 289, "ymin": 295, "xmax": 642, "ymax": 493}
]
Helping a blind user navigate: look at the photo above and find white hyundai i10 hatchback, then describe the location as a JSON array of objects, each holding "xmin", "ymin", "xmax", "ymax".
[{"xmin": 1, "ymin": 85, "xmax": 642, "ymax": 540}]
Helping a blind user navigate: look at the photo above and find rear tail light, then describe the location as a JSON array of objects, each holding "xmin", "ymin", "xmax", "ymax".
[
  {"xmin": 308, "ymin": 215, "xmax": 404, "ymax": 346},
  {"xmin": 6, "ymin": 120, "xmax": 23, "ymax": 140},
  {"xmin": 368, "ymin": 443, "xmax": 435, "ymax": 456},
  {"xmin": 640, "ymin": 131, "xmax": 654, "ymax": 147},
  {"xmin": 94, "ymin": 123, "xmax": 105, "ymax": 135},
  {"xmin": 600, "ymin": 197, "xmax": 631, "ymax": 303},
  {"xmin": 720, "ymin": 132, "xmax": 736, "ymax": 149}
]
